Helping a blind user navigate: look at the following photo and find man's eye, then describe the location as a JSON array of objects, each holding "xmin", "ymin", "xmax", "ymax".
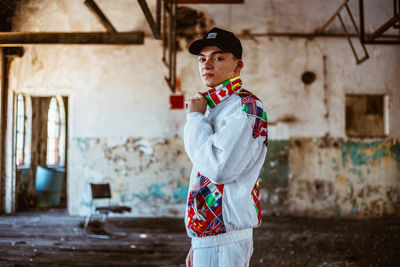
[
  {"xmin": 199, "ymin": 58, "xmax": 205, "ymax": 62},
  {"xmin": 215, "ymin": 57, "xmax": 223, "ymax": 61}
]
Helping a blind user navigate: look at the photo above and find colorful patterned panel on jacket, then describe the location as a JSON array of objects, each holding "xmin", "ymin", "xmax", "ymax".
[
  {"xmin": 252, "ymin": 178, "xmax": 262, "ymax": 226},
  {"xmin": 187, "ymin": 173, "xmax": 226, "ymax": 237},
  {"xmin": 238, "ymin": 89, "xmax": 268, "ymax": 147},
  {"xmin": 202, "ymin": 77, "xmax": 242, "ymax": 108}
]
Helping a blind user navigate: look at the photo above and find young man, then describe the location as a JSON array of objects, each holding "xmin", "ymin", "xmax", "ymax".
[{"xmin": 184, "ymin": 27, "xmax": 268, "ymax": 267}]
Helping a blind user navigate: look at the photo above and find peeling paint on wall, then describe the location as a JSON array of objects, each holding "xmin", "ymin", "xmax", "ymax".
[
  {"xmin": 259, "ymin": 140, "xmax": 289, "ymax": 215},
  {"xmin": 5, "ymin": 0, "xmax": 399, "ymax": 219},
  {"xmin": 68, "ymin": 137, "xmax": 191, "ymax": 217},
  {"xmin": 341, "ymin": 139, "xmax": 400, "ymax": 170},
  {"xmin": 289, "ymin": 138, "xmax": 400, "ymax": 218},
  {"xmin": 69, "ymin": 135, "xmax": 293, "ymax": 218}
]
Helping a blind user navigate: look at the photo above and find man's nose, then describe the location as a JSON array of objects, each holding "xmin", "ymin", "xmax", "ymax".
[{"xmin": 203, "ymin": 58, "xmax": 213, "ymax": 69}]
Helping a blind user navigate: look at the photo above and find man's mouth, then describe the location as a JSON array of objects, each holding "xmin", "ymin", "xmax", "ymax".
[{"xmin": 202, "ymin": 73, "xmax": 214, "ymax": 78}]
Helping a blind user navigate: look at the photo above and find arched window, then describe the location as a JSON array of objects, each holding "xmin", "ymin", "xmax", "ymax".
[
  {"xmin": 16, "ymin": 94, "xmax": 26, "ymax": 166},
  {"xmin": 46, "ymin": 96, "xmax": 66, "ymax": 166},
  {"xmin": 47, "ymin": 97, "xmax": 61, "ymax": 166}
]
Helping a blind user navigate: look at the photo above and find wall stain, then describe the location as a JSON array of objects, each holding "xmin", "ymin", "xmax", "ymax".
[
  {"xmin": 148, "ymin": 183, "xmax": 166, "ymax": 198},
  {"xmin": 259, "ymin": 140, "xmax": 289, "ymax": 215},
  {"xmin": 341, "ymin": 139, "xmax": 400, "ymax": 166},
  {"xmin": 76, "ymin": 138, "xmax": 90, "ymax": 153},
  {"xmin": 173, "ymin": 182, "xmax": 188, "ymax": 202},
  {"xmin": 176, "ymin": 6, "xmax": 213, "ymax": 50},
  {"xmin": 69, "ymin": 136, "xmax": 399, "ymax": 218},
  {"xmin": 289, "ymin": 137, "xmax": 400, "ymax": 218},
  {"xmin": 69, "ymin": 137, "xmax": 191, "ymax": 217}
]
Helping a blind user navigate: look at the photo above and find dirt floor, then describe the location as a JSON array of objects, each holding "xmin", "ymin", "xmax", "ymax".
[{"xmin": 0, "ymin": 210, "xmax": 399, "ymax": 266}]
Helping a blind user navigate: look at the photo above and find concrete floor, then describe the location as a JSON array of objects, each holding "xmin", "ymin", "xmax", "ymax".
[{"xmin": 0, "ymin": 210, "xmax": 399, "ymax": 266}]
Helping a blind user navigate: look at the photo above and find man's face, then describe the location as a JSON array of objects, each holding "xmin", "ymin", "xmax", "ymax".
[{"xmin": 198, "ymin": 46, "xmax": 242, "ymax": 88}]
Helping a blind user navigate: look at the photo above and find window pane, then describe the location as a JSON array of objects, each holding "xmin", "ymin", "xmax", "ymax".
[
  {"xmin": 345, "ymin": 95, "xmax": 386, "ymax": 137},
  {"xmin": 47, "ymin": 97, "xmax": 60, "ymax": 165},
  {"xmin": 16, "ymin": 95, "xmax": 25, "ymax": 166}
]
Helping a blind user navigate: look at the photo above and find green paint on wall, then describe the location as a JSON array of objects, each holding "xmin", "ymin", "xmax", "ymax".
[
  {"xmin": 351, "ymin": 202, "xmax": 357, "ymax": 214},
  {"xmin": 390, "ymin": 142, "xmax": 400, "ymax": 162},
  {"xmin": 342, "ymin": 143, "xmax": 368, "ymax": 166},
  {"xmin": 389, "ymin": 142, "xmax": 400, "ymax": 173},
  {"xmin": 259, "ymin": 140, "xmax": 289, "ymax": 189},
  {"xmin": 131, "ymin": 192, "xmax": 148, "ymax": 201},
  {"xmin": 372, "ymin": 145, "xmax": 388, "ymax": 162},
  {"xmin": 73, "ymin": 137, "xmax": 90, "ymax": 153},
  {"xmin": 335, "ymin": 203, "xmax": 342, "ymax": 216},
  {"xmin": 173, "ymin": 182, "xmax": 188, "ymax": 203},
  {"xmin": 148, "ymin": 183, "xmax": 166, "ymax": 198},
  {"xmin": 340, "ymin": 139, "xmax": 400, "ymax": 167}
]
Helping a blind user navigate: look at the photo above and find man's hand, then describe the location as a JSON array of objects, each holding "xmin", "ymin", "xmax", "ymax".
[
  {"xmin": 185, "ymin": 247, "xmax": 193, "ymax": 267},
  {"xmin": 186, "ymin": 93, "xmax": 207, "ymax": 114}
]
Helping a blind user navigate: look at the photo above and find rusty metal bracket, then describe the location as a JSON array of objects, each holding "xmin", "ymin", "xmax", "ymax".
[
  {"xmin": 137, "ymin": 0, "xmax": 162, "ymax": 40},
  {"xmin": 317, "ymin": 0, "xmax": 350, "ymax": 34},
  {"xmin": 317, "ymin": 0, "xmax": 369, "ymax": 65},
  {"xmin": 395, "ymin": 0, "xmax": 400, "ymax": 29},
  {"xmin": 360, "ymin": 0, "xmax": 400, "ymax": 45},
  {"xmin": 3, "ymin": 47, "xmax": 24, "ymax": 57},
  {"xmin": 163, "ymin": 0, "xmax": 178, "ymax": 93},
  {"xmin": 84, "ymin": 0, "xmax": 117, "ymax": 33},
  {"xmin": 338, "ymin": 5, "xmax": 369, "ymax": 64}
]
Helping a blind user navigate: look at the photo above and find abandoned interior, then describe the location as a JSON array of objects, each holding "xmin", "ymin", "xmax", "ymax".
[{"xmin": 0, "ymin": 0, "xmax": 399, "ymax": 266}]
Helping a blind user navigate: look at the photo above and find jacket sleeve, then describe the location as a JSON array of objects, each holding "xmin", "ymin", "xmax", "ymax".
[{"xmin": 183, "ymin": 110, "xmax": 259, "ymax": 184}]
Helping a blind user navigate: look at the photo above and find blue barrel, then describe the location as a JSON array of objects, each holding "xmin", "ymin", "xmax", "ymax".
[{"xmin": 35, "ymin": 166, "xmax": 64, "ymax": 208}]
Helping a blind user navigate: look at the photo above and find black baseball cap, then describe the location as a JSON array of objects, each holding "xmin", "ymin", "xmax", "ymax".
[{"xmin": 189, "ymin": 27, "xmax": 242, "ymax": 59}]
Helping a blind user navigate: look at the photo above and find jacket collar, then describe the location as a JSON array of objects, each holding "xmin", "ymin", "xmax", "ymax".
[{"xmin": 202, "ymin": 76, "xmax": 242, "ymax": 108}]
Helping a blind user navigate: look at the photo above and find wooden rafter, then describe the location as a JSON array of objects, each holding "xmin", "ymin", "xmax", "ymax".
[
  {"xmin": 177, "ymin": 0, "xmax": 243, "ymax": 3},
  {"xmin": 0, "ymin": 32, "xmax": 144, "ymax": 46}
]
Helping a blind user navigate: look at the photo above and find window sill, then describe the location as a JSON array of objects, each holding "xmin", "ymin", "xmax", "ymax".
[
  {"xmin": 46, "ymin": 165, "xmax": 65, "ymax": 172},
  {"xmin": 16, "ymin": 165, "xmax": 30, "ymax": 170}
]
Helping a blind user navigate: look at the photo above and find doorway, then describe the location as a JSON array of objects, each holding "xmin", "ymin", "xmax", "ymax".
[{"xmin": 15, "ymin": 95, "xmax": 68, "ymax": 211}]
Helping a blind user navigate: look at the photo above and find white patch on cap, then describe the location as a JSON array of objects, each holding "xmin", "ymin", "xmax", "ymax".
[{"xmin": 207, "ymin": 32, "xmax": 217, "ymax": 39}]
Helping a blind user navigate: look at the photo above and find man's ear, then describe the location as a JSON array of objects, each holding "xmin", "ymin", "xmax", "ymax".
[{"xmin": 235, "ymin": 59, "xmax": 244, "ymax": 73}]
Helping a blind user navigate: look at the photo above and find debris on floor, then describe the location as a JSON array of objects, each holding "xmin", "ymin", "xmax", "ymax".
[{"xmin": 0, "ymin": 210, "xmax": 399, "ymax": 266}]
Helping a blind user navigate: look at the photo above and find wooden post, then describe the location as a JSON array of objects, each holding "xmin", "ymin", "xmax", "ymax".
[{"xmin": 0, "ymin": 48, "xmax": 3, "ymax": 213}]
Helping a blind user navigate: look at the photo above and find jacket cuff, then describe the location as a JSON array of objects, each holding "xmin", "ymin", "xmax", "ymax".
[{"xmin": 187, "ymin": 112, "xmax": 204, "ymax": 120}]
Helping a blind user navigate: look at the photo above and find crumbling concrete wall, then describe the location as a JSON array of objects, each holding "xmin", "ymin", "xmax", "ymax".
[
  {"xmin": 8, "ymin": 0, "xmax": 192, "ymax": 216},
  {"xmin": 289, "ymin": 138, "xmax": 400, "ymax": 217},
  {"xmin": 5, "ymin": 0, "xmax": 400, "ymax": 217},
  {"xmin": 69, "ymin": 137, "xmax": 190, "ymax": 216}
]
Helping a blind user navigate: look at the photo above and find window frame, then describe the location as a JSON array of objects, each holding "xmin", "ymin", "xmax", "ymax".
[
  {"xmin": 15, "ymin": 94, "xmax": 26, "ymax": 167},
  {"xmin": 345, "ymin": 94, "xmax": 389, "ymax": 138}
]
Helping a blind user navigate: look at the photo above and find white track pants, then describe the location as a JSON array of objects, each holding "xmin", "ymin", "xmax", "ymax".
[{"xmin": 192, "ymin": 237, "xmax": 253, "ymax": 267}]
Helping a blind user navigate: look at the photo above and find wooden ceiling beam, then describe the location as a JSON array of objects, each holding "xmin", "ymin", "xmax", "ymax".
[
  {"xmin": 0, "ymin": 32, "xmax": 144, "ymax": 46},
  {"xmin": 176, "ymin": 0, "xmax": 243, "ymax": 3}
]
